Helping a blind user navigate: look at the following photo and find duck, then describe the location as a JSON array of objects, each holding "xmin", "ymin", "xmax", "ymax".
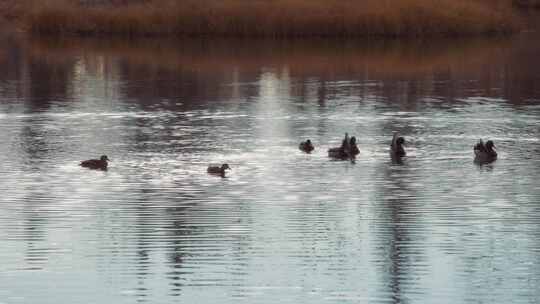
[
  {"xmin": 349, "ymin": 136, "xmax": 360, "ymax": 157},
  {"xmin": 299, "ymin": 139, "xmax": 315, "ymax": 153},
  {"xmin": 207, "ymin": 163, "xmax": 231, "ymax": 176},
  {"xmin": 328, "ymin": 133, "xmax": 359, "ymax": 160},
  {"xmin": 390, "ymin": 133, "xmax": 406, "ymax": 158},
  {"xmin": 80, "ymin": 155, "xmax": 110, "ymax": 170},
  {"xmin": 474, "ymin": 139, "xmax": 497, "ymax": 164}
]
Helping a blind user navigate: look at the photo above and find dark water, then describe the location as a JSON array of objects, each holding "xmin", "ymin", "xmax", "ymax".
[{"xmin": 1, "ymin": 28, "xmax": 540, "ymax": 304}]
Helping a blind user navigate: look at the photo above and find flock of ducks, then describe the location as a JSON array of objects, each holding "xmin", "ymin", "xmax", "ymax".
[
  {"xmin": 79, "ymin": 133, "xmax": 498, "ymax": 176},
  {"xmin": 300, "ymin": 132, "xmax": 498, "ymax": 165},
  {"xmin": 473, "ymin": 139, "xmax": 498, "ymax": 164},
  {"xmin": 79, "ymin": 154, "xmax": 232, "ymax": 176},
  {"xmin": 299, "ymin": 132, "xmax": 405, "ymax": 161}
]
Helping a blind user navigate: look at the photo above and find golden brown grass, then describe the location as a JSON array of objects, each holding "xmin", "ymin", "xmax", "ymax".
[{"xmin": 11, "ymin": 0, "xmax": 521, "ymax": 37}]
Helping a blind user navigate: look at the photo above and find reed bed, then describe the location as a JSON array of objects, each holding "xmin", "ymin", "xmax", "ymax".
[{"xmin": 15, "ymin": 0, "xmax": 520, "ymax": 37}]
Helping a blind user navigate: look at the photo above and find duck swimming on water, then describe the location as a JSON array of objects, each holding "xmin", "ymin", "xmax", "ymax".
[
  {"xmin": 328, "ymin": 133, "xmax": 359, "ymax": 160},
  {"xmin": 390, "ymin": 133, "xmax": 406, "ymax": 158},
  {"xmin": 349, "ymin": 136, "xmax": 360, "ymax": 157},
  {"xmin": 299, "ymin": 139, "xmax": 315, "ymax": 153},
  {"xmin": 207, "ymin": 164, "xmax": 231, "ymax": 176},
  {"xmin": 474, "ymin": 139, "xmax": 497, "ymax": 164},
  {"xmin": 80, "ymin": 155, "xmax": 110, "ymax": 170}
]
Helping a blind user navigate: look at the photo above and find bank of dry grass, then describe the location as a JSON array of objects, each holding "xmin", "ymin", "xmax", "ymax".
[{"xmin": 12, "ymin": 0, "xmax": 521, "ymax": 37}]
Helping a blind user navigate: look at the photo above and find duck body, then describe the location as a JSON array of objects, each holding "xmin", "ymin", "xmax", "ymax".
[
  {"xmin": 80, "ymin": 155, "xmax": 109, "ymax": 170},
  {"xmin": 299, "ymin": 139, "xmax": 315, "ymax": 153},
  {"xmin": 328, "ymin": 147, "xmax": 347, "ymax": 159},
  {"xmin": 474, "ymin": 140, "xmax": 497, "ymax": 164},
  {"xmin": 328, "ymin": 146, "xmax": 360, "ymax": 160},
  {"xmin": 350, "ymin": 144, "xmax": 360, "ymax": 157},
  {"xmin": 390, "ymin": 133, "xmax": 406, "ymax": 158},
  {"xmin": 207, "ymin": 164, "xmax": 231, "ymax": 176}
]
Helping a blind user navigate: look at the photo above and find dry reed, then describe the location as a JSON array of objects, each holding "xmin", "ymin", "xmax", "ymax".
[{"xmin": 14, "ymin": 0, "xmax": 521, "ymax": 37}]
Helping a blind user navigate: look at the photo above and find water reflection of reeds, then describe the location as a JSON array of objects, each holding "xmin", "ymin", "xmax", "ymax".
[
  {"xmin": 2, "ymin": 33, "xmax": 539, "ymax": 112},
  {"xmin": 25, "ymin": 37, "xmax": 514, "ymax": 77}
]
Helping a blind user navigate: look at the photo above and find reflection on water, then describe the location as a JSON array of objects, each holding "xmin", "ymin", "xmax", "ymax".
[{"xmin": 0, "ymin": 30, "xmax": 540, "ymax": 304}]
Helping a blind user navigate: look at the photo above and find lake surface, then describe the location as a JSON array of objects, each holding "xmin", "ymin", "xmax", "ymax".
[{"xmin": 1, "ymin": 28, "xmax": 540, "ymax": 303}]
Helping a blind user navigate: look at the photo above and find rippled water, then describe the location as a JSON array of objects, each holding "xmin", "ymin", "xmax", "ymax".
[{"xmin": 1, "ymin": 30, "xmax": 540, "ymax": 303}]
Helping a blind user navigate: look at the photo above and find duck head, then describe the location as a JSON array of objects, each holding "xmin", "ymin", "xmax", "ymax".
[
  {"xmin": 396, "ymin": 137, "xmax": 405, "ymax": 146},
  {"xmin": 221, "ymin": 164, "xmax": 231, "ymax": 171},
  {"xmin": 100, "ymin": 155, "xmax": 110, "ymax": 162},
  {"xmin": 485, "ymin": 140, "xmax": 495, "ymax": 150}
]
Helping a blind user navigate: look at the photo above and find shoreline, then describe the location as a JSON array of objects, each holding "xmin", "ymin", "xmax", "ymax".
[{"xmin": 4, "ymin": 0, "xmax": 523, "ymax": 38}]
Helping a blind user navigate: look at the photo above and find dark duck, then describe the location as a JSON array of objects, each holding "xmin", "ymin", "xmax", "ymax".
[
  {"xmin": 328, "ymin": 133, "xmax": 360, "ymax": 160},
  {"xmin": 80, "ymin": 155, "xmax": 110, "ymax": 170},
  {"xmin": 390, "ymin": 133, "xmax": 406, "ymax": 158},
  {"xmin": 474, "ymin": 139, "xmax": 497, "ymax": 164},
  {"xmin": 207, "ymin": 164, "xmax": 231, "ymax": 176},
  {"xmin": 299, "ymin": 139, "xmax": 315, "ymax": 153}
]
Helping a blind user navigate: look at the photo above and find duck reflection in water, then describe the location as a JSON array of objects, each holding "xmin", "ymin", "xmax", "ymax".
[{"xmin": 375, "ymin": 157, "xmax": 423, "ymax": 304}]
